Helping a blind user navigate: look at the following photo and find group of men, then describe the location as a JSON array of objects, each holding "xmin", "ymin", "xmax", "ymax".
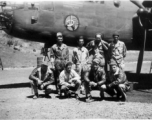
[{"xmin": 29, "ymin": 32, "xmax": 130, "ymax": 102}]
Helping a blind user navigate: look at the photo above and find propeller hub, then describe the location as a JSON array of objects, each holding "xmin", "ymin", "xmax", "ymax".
[
  {"xmin": 137, "ymin": 8, "xmax": 148, "ymax": 18},
  {"xmin": 137, "ymin": 8, "xmax": 152, "ymax": 29},
  {"xmin": 0, "ymin": 2, "xmax": 6, "ymax": 7},
  {"xmin": 113, "ymin": 0, "xmax": 121, "ymax": 8}
]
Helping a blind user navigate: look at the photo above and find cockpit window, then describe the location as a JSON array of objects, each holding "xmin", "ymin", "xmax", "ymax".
[
  {"xmin": 28, "ymin": 3, "xmax": 39, "ymax": 10},
  {"xmin": 3, "ymin": 2, "xmax": 24, "ymax": 10},
  {"xmin": 0, "ymin": 2, "xmax": 6, "ymax": 7},
  {"xmin": 40, "ymin": 2, "xmax": 54, "ymax": 11}
]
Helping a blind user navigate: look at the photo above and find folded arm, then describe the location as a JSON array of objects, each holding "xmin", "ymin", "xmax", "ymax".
[
  {"xmin": 97, "ymin": 71, "xmax": 106, "ymax": 86},
  {"xmin": 29, "ymin": 68, "xmax": 41, "ymax": 82},
  {"xmin": 42, "ymin": 72, "xmax": 55, "ymax": 87},
  {"xmin": 110, "ymin": 72, "xmax": 126, "ymax": 87}
]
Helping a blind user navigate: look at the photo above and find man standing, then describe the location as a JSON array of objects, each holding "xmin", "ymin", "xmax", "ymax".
[
  {"xmin": 72, "ymin": 36, "xmax": 89, "ymax": 94},
  {"xmin": 106, "ymin": 59, "xmax": 130, "ymax": 101},
  {"xmin": 108, "ymin": 33, "xmax": 127, "ymax": 70},
  {"xmin": 29, "ymin": 62, "xmax": 55, "ymax": 99},
  {"xmin": 59, "ymin": 62, "xmax": 81, "ymax": 98},
  {"xmin": 41, "ymin": 46, "xmax": 50, "ymax": 61},
  {"xmin": 50, "ymin": 32, "xmax": 69, "ymax": 92},
  {"xmin": 72, "ymin": 36, "xmax": 89, "ymax": 74},
  {"xmin": 86, "ymin": 33, "xmax": 109, "ymax": 67},
  {"xmin": 84, "ymin": 58, "xmax": 106, "ymax": 102}
]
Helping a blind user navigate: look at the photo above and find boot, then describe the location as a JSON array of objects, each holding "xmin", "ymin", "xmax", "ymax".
[
  {"xmin": 100, "ymin": 91, "xmax": 104, "ymax": 101},
  {"xmin": 33, "ymin": 93, "xmax": 39, "ymax": 99},
  {"xmin": 121, "ymin": 92, "xmax": 127, "ymax": 102},
  {"xmin": 86, "ymin": 95, "xmax": 93, "ymax": 102}
]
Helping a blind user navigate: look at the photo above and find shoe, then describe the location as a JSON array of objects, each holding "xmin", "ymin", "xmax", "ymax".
[
  {"xmin": 33, "ymin": 95, "xmax": 38, "ymax": 99},
  {"xmin": 45, "ymin": 94, "xmax": 51, "ymax": 98},
  {"xmin": 100, "ymin": 91, "xmax": 104, "ymax": 100},
  {"xmin": 121, "ymin": 92, "xmax": 127, "ymax": 102},
  {"xmin": 64, "ymin": 90, "xmax": 71, "ymax": 98},
  {"xmin": 80, "ymin": 85, "xmax": 86, "ymax": 95},
  {"xmin": 75, "ymin": 93, "xmax": 80, "ymax": 100},
  {"xmin": 59, "ymin": 90, "xmax": 63, "ymax": 96},
  {"xmin": 86, "ymin": 96, "xmax": 94, "ymax": 102},
  {"xmin": 80, "ymin": 89, "xmax": 86, "ymax": 95},
  {"xmin": 116, "ymin": 94, "xmax": 121, "ymax": 99}
]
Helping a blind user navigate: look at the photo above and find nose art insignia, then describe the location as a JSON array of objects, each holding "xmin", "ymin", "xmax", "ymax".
[{"xmin": 65, "ymin": 15, "xmax": 79, "ymax": 31}]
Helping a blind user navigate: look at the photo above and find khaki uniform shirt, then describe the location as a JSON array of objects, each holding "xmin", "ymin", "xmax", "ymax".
[
  {"xmin": 72, "ymin": 46, "xmax": 89, "ymax": 65},
  {"xmin": 59, "ymin": 69, "xmax": 80, "ymax": 86},
  {"xmin": 86, "ymin": 40, "xmax": 109, "ymax": 57},
  {"xmin": 50, "ymin": 43, "xmax": 69, "ymax": 61},
  {"xmin": 30, "ymin": 67, "xmax": 54, "ymax": 86},
  {"xmin": 84, "ymin": 66, "xmax": 106, "ymax": 86},
  {"xmin": 108, "ymin": 40, "xmax": 127, "ymax": 64},
  {"xmin": 88, "ymin": 67, "xmax": 106, "ymax": 84},
  {"xmin": 108, "ymin": 68, "xmax": 128, "ymax": 86}
]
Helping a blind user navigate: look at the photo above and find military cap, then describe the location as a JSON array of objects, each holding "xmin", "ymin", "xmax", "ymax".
[
  {"xmin": 92, "ymin": 58, "xmax": 100, "ymax": 65},
  {"xmin": 95, "ymin": 33, "xmax": 103, "ymax": 40},
  {"xmin": 56, "ymin": 32, "xmax": 63, "ymax": 37},
  {"xmin": 65, "ymin": 61, "xmax": 72, "ymax": 68},
  {"xmin": 41, "ymin": 61, "xmax": 48, "ymax": 66},
  {"xmin": 113, "ymin": 33, "xmax": 119, "ymax": 37},
  {"xmin": 79, "ymin": 36, "xmax": 84, "ymax": 39},
  {"xmin": 109, "ymin": 59, "xmax": 117, "ymax": 66},
  {"xmin": 99, "ymin": 60, "xmax": 105, "ymax": 67},
  {"xmin": 87, "ymin": 60, "xmax": 92, "ymax": 64},
  {"xmin": 78, "ymin": 36, "xmax": 84, "ymax": 42}
]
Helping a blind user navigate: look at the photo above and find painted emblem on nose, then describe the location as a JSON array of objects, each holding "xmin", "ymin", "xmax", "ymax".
[{"xmin": 65, "ymin": 15, "xmax": 79, "ymax": 31}]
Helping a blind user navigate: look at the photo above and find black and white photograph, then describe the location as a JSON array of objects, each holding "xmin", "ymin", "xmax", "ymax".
[{"xmin": 1, "ymin": 0, "xmax": 152, "ymax": 119}]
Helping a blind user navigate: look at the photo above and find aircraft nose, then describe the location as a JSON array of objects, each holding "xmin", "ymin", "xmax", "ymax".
[{"xmin": 0, "ymin": 1, "xmax": 13, "ymax": 32}]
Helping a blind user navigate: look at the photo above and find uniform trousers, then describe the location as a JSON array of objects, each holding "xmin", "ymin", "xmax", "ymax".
[{"xmin": 30, "ymin": 81, "xmax": 56, "ymax": 95}]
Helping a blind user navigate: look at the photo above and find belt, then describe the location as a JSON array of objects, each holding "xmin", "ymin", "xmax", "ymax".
[{"xmin": 56, "ymin": 58, "xmax": 66, "ymax": 60}]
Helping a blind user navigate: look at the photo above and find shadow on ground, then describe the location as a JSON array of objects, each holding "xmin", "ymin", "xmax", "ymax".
[
  {"xmin": 126, "ymin": 71, "xmax": 152, "ymax": 89},
  {"xmin": 0, "ymin": 72, "xmax": 151, "ymax": 89},
  {"xmin": 0, "ymin": 82, "xmax": 31, "ymax": 89},
  {"xmin": 78, "ymin": 96, "xmax": 120, "ymax": 103},
  {"xmin": 27, "ymin": 94, "xmax": 52, "ymax": 99},
  {"xmin": 1, "ymin": 72, "xmax": 152, "ymax": 103}
]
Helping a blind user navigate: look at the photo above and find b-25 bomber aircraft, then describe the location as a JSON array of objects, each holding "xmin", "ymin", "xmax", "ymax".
[{"xmin": 0, "ymin": 0, "xmax": 152, "ymax": 74}]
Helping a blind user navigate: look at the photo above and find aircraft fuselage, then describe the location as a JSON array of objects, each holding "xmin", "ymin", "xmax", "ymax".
[{"xmin": 0, "ymin": 1, "xmax": 138, "ymax": 45}]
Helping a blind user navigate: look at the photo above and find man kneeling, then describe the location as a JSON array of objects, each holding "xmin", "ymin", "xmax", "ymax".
[
  {"xmin": 84, "ymin": 58, "xmax": 106, "ymax": 102},
  {"xmin": 29, "ymin": 62, "xmax": 55, "ymax": 99},
  {"xmin": 59, "ymin": 62, "xmax": 81, "ymax": 98},
  {"xmin": 105, "ymin": 59, "xmax": 130, "ymax": 101}
]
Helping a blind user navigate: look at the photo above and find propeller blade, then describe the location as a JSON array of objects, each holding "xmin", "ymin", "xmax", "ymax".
[
  {"xmin": 130, "ymin": 0, "xmax": 146, "ymax": 10},
  {"xmin": 136, "ymin": 19, "xmax": 147, "ymax": 74}
]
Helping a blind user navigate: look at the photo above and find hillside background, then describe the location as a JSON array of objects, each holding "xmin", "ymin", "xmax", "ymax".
[
  {"xmin": 0, "ymin": 31, "xmax": 44, "ymax": 68},
  {"xmin": 0, "ymin": 31, "xmax": 152, "ymax": 69}
]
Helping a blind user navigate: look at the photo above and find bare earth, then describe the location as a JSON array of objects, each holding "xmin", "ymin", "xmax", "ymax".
[
  {"xmin": 1, "ymin": 51, "xmax": 152, "ymax": 119},
  {"xmin": 1, "ymin": 32, "xmax": 152, "ymax": 119}
]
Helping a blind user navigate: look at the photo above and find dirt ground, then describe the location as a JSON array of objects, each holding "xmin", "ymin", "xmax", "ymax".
[
  {"xmin": 1, "ymin": 58, "xmax": 152, "ymax": 119},
  {"xmin": 1, "ymin": 32, "xmax": 152, "ymax": 119}
]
